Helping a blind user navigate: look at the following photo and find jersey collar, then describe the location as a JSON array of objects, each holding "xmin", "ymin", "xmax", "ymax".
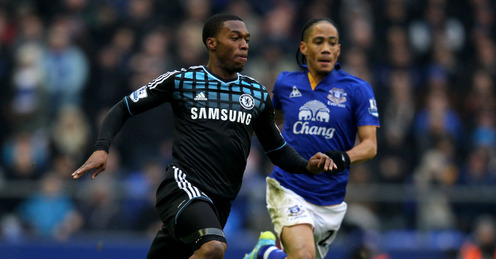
[
  {"xmin": 201, "ymin": 66, "xmax": 240, "ymax": 85},
  {"xmin": 304, "ymin": 63, "xmax": 341, "ymax": 90}
]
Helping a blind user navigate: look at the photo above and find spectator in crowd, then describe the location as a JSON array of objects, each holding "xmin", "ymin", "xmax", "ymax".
[
  {"xmin": 17, "ymin": 172, "xmax": 82, "ymax": 240},
  {"xmin": 121, "ymin": 159, "xmax": 163, "ymax": 230},
  {"xmin": 77, "ymin": 149, "xmax": 125, "ymax": 231},
  {"xmin": 9, "ymin": 43, "xmax": 47, "ymax": 132},
  {"xmin": 50, "ymin": 105, "xmax": 91, "ymax": 162},
  {"xmin": 41, "ymin": 17, "xmax": 89, "ymax": 118},
  {"xmin": 2, "ymin": 131, "xmax": 50, "ymax": 180},
  {"xmin": 459, "ymin": 215, "xmax": 496, "ymax": 259}
]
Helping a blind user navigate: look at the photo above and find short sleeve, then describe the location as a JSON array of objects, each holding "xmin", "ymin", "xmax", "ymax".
[{"xmin": 353, "ymin": 82, "xmax": 380, "ymax": 127}]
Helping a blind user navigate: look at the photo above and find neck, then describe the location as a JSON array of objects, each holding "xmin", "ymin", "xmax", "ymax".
[
  {"xmin": 308, "ymin": 70, "xmax": 328, "ymax": 88},
  {"xmin": 206, "ymin": 62, "xmax": 237, "ymax": 81}
]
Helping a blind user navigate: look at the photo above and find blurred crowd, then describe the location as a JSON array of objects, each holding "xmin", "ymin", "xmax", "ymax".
[{"xmin": 0, "ymin": 0, "xmax": 495, "ymax": 257}]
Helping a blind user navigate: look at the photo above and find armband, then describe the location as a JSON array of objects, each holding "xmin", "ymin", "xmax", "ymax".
[{"xmin": 325, "ymin": 150, "xmax": 350, "ymax": 173}]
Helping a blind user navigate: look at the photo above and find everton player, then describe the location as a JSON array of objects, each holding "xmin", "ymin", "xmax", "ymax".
[{"xmin": 244, "ymin": 18, "xmax": 380, "ymax": 259}]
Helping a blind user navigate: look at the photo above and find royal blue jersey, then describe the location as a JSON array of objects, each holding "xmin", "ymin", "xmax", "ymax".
[{"xmin": 271, "ymin": 64, "xmax": 380, "ymax": 205}]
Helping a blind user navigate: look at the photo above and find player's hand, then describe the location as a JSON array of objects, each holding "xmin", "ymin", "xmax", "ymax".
[
  {"xmin": 306, "ymin": 152, "xmax": 337, "ymax": 175},
  {"xmin": 72, "ymin": 150, "xmax": 108, "ymax": 180}
]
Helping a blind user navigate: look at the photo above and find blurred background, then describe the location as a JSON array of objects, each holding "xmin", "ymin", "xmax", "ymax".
[{"xmin": 0, "ymin": 0, "xmax": 495, "ymax": 258}]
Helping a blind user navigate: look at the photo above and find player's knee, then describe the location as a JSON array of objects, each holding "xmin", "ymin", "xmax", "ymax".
[{"xmin": 195, "ymin": 240, "xmax": 226, "ymax": 259}]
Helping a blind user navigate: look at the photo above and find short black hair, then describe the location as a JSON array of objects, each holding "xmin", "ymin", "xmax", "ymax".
[{"xmin": 202, "ymin": 13, "xmax": 243, "ymax": 47}]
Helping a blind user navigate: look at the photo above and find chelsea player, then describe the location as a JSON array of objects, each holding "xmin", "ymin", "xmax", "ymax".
[{"xmin": 72, "ymin": 14, "xmax": 335, "ymax": 259}]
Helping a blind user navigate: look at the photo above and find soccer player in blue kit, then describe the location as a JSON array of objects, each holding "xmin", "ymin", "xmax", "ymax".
[
  {"xmin": 244, "ymin": 18, "xmax": 380, "ymax": 259},
  {"xmin": 72, "ymin": 14, "xmax": 335, "ymax": 259}
]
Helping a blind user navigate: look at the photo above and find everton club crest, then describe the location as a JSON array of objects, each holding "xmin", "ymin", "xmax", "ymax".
[{"xmin": 327, "ymin": 87, "xmax": 347, "ymax": 107}]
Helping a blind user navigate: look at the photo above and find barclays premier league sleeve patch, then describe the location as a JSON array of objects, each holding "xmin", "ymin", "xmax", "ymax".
[
  {"xmin": 368, "ymin": 99, "xmax": 378, "ymax": 117},
  {"xmin": 130, "ymin": 85, "xmax": 148, "ymax": 102}
]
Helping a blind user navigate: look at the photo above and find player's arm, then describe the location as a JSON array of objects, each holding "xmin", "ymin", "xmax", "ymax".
[
  {"xmin": 327, "ymin": 81, "xmax": 380, "ymax": 173},
  {"xmin": 325, "ymin": 125, "xmax": 377, "ymax": 173},
  {"xmin": 72, "ymin": 72, "xmax": 176, "ymax": 180},
  {"xmin": 347, "ymin": 125, "xmax": 378, "ymax": 164},
  {"xmin": 72, "ymin": 99, "xmax": 130, "ymax": 180},
  {"xmin": 266, "ymin": 145, "xmax": 334, "ymax": 174}
]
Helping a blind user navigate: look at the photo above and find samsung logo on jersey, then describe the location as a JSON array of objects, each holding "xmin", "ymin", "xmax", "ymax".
[
  {"xmin": 190, "ymin": 107, "xmax": 252, "ymax": 125},
  {"xmin": 293, "ymin": 121, "xmax": 335, "ymax": 139}
]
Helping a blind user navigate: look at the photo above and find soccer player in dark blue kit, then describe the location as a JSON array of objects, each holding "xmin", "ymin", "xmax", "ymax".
[
  {"xmin": 244, "ymin": 18, "xmax": 380, "ymax": 259},
  {"xmin": 72, "ymin": 14, "xmax": 335, "ymax": 259}
]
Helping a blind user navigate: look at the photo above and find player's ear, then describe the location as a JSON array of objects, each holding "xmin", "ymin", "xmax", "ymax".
[
  {"xmin": 299, "ymin": 41, "xmax": 307, "ymax": 56},
  {"xmin": 206, "ymin": 37, "xmax": 217, "ymax": 51}
]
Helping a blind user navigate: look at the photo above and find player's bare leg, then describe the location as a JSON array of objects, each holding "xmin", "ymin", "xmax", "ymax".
[{"xmin": 281, "ymin": 224, "xmax": 315, "ymax": 259}]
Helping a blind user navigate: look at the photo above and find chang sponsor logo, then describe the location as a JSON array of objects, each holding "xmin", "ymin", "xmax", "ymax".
[{"xmin": 293, "ymin": 100, "xmax": 335, "ymax": 139}]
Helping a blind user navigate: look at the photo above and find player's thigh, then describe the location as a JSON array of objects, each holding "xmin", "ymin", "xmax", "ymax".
[
  {"xmin": 181, "ymin": 202, "xmax": 228, "ymax": 258},
  {"xmin": 175, "ymin": 199, "xmax": 227, "ymax": 250},
  {"xmin": 312, "ymin": 202, "xmax": 347, "ymax": 259},
  {"xmin": 266, "ymin": 177, "xmax": 314, "ymax": 236},
  {"xmin": 148, "ymin": 200, "xmax": 227, "ymax": 259},
  {"xmin": 153, "ymin": 165, "xmax": 228, "ymax": 257},
  {"xmin": 281, "ymin": 223, "xmax": 316, "ymax": 258}
]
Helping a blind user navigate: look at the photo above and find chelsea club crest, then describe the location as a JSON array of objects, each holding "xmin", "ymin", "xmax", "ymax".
[{"xmin": 239, "ymin": 94, "xmax": 255, "ymax": 110}]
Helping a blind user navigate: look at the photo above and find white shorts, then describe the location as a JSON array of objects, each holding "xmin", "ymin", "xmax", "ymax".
[{"xmin": 266, "ymin": 177, "xmax": 347, "ymax": 259}]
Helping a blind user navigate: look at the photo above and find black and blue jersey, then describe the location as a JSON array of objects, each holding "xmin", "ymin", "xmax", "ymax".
[{"xmin": 124, "ymin": 65, "xmax": 286, "ymax": 201}]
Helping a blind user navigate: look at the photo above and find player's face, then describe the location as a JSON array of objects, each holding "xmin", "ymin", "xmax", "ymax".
[
  {"xmin": 300, "ymin": 22, "xmax": 341, "ymax": 76},
  {"xmin": 215, "ymin": 20, "xmax": 250, "ymax": 73}
]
